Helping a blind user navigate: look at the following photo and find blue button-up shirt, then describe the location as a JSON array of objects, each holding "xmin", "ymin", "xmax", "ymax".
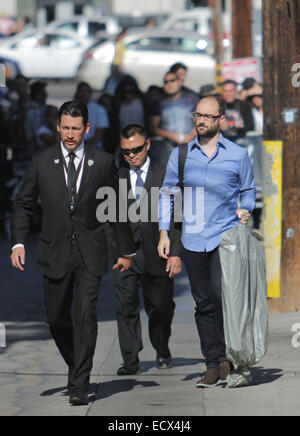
[{"xmin": 159, "ymin": 134, "xmax": 256, "ymax": 252}]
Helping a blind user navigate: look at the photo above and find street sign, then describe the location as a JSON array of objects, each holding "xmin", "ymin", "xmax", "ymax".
[{"xmin": 222, "ymin": 57, "xmax": 262, "ymax": 85}]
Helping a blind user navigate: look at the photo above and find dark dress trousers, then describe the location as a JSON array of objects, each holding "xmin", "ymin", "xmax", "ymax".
[
  {"xmin": 106, "ymin": 158, "xmax": 182, "ymax": 370},
  {"xmin": 11, "ymin": 144, "xmax": 136, "ymax": 393}
]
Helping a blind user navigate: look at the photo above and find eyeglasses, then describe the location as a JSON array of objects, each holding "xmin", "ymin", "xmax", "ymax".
[
  {"xmin": 193, "ymin": 112, "xmax": 222, "ymax": 121},
  {"xmin": 120, "ymin": 140, "xmax": 147, "ymax": 156},
  {"xmin": 164, "ymin": 78, "xmax": 178, "ymax": 85}
]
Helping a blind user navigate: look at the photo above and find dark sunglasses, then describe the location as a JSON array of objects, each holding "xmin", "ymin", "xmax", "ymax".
[
  {"xmin": 164, "ymin": 78, "xmax": 178, "ymax": 85},
  {"xmin": 121, "ymin": 140, "xmax": 148, "ymax": 156}
]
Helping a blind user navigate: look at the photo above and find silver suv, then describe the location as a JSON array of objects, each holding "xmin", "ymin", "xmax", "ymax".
[{"xmin": 46, "ymin": 16, "xmax": 121, "ymax": 42}]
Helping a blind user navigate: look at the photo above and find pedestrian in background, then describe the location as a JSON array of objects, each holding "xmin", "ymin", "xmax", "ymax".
[
  {"xmin": 220, "ymin": 79, "xmax": 254, "ymax": 141},
  {"xmin": 25, "ymin": 81, "xmax": 47, "ymax": 154},
  {"xmin": 36, "ymin": 105, "xmax": 59, "ymax": 148},
  {"xmin": 115, "ymin": 76, "xmax": 146, "ymax": 131},
  {"xmin": 148, "ymin": 70, "xmax": 198, "ymax": 165},
  {"xmin": 74, "ymin": 81, "xmax": 109, "ymax": 150}
]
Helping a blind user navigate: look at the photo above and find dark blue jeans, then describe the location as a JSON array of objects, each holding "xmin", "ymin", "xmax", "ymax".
[{"xmin": 182, "ymin": 247, "xmax": 226, "ymax": 369}]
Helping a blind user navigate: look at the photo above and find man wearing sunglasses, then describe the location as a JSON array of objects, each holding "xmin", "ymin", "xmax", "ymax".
[
  {"xmin": 148, "ymin": 70, "xmax": 199, "ymax": 165},
  {"xmin": 106, "ymin": 124, "xmax": 182, "ymax": 375},
  {"xmin": 158, "ymin": 95, "xmax": 256, "ymax": 388}
]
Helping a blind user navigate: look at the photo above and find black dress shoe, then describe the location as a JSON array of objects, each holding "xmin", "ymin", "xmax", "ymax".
[
  {"xmin": 156, "ymin": 356, "xmax": 172, "ymax": 369},
  {"xmin": 69, "ymin": 390, "xmax": 89, "ymax": 406},
  {"xmin": 117, "ymin": 365, "xmax": 140, "ymax": 376}
]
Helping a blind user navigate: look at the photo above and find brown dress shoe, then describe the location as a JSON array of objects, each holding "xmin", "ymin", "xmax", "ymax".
[
  {"xmin": 196, "ymin": 367, "xmax": 220, "ymax": 388},
  {"xmin": 219, "ymin": 361, "xmax": 234, "ymax": 381}
]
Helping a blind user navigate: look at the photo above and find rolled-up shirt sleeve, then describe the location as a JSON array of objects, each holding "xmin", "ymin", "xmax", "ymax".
[{"xmin": 238, "ymin": 150, "xmax": 256, "ymax": 213}]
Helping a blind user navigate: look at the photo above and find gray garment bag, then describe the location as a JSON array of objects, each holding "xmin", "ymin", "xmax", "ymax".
[{"xmin": 219, "ymin": 224, "xmax": 269, "ymax": 387}]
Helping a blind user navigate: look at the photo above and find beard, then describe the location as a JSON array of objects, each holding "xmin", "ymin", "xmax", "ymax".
[{"xmin": 196, "ymin": 122, "xmax": 219, "ymax": 139}]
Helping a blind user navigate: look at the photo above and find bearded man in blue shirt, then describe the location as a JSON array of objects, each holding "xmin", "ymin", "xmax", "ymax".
[{"xmin": 158, "ymin": 95, "xmax": 256, "ymax": 388}]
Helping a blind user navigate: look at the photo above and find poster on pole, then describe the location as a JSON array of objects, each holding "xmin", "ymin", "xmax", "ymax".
[{"xmin": 221, "ymin": 57, "xmax": 262, "ymax": 85}]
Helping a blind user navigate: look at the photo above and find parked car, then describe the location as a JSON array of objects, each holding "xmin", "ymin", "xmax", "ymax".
[
  {"xmin": 77, "ymin": 29, "xmax": 216, "ymax": 92},
  {"xmin": 46, "ymin": 16, "xmax": 121, "ymax": 43},
  {"xmin": 161, "ymin": 7, "xmax": 231, "ymax": 58},
  {"xmin": 0, "ymin": 29, "xmax": 92, "ymax": 79}
]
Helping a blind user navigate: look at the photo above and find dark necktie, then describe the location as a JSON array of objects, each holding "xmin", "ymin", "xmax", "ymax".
[
  {"xmin": 135, "ymin": 169, "xmax": 144, "ymax": 205},
  {"xmin": 67, "ymin": 152, "xmax": 77, "ymax": 206}
]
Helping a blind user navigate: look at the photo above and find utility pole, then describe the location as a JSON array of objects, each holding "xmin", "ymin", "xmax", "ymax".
[
  {"xmin": 232, "ymin": 0, "xmax": 252, "ymax": 58},
  {"xmin": 263, "ymin": 0, "xmax": 300, "ymax": 312},
  {"xmin": 208, "ymin": 0, "xmax": 224, "ymax": 91}
]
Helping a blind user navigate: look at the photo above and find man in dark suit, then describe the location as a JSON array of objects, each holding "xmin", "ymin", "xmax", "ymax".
[
  {"xmin": 10, "ymin": 101, "xmax": 136, "ymax": 406},
  {"xmin": 106, "ymin": 124, "xmax": 182, "ymax": 375}
]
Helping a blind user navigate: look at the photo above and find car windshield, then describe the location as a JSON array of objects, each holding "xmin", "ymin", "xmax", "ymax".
[
  {"xmin": 57, "ymin": 22, "xmax": 79, "ymax": 32},
  {"xmin": 127, "ymin": 36, "xmax": 208, "ymax": 54}
]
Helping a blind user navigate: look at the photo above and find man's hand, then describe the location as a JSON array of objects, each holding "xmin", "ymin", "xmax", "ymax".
[
  {"xmin": 112, "ymin": 257, "xmax": 132, "ymax": 273},
  {"xmin": 157, "ymin": 230, "xmax": 170, "ymax": 260},
  {"xmin": 166, "ymin": 257, "xmax": 181, "ymax": 279},
  {"xmin": 11, "ymin": 247, "xmax": 25, "ymax": 271},
  {"xmin": 236, "ymin": 209, "xmax": 251, "ymax": 225}
]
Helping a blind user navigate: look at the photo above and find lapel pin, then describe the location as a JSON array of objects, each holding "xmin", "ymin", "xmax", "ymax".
[
  {"xmin": 54, "ymin": 159, "xmax": 60, "ymax": 164},
  {"xmin": 88, "ymin": 159, "xmax": 94, "ymax": 167}
]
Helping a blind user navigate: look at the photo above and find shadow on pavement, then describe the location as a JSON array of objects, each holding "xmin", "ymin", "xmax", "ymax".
[
  {"xmin": 95, "ymin": 379, "xmax": 160, "ymax": 401},
  {"xmin": 141, "ymin": 357, "xmax": 204, "ymax": 372}
]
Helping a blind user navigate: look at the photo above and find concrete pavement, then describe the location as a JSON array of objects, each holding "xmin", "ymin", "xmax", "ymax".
[{"xmin": 1, "ymin": 237, "xmax": 300, "ymax": 417}]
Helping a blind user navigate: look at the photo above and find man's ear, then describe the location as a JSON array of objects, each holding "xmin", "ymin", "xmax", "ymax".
[{"xmin": 85, "ymin": 123, "xmax": 91, "ymax": 135}]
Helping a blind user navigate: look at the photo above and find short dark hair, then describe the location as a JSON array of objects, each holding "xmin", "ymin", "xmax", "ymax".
[
  {"xmin": 164, "ymin": 70, "xmax": 178, "ymax": 80},
  {"xmin": 58, "ymin": 100, "xmax": 89, "ymax": 126},
  {"xmin": 221, "ymin": 79, "xmax": 238, "ymax": 88},
  {"xmin": 121, "ymin": 123, "xmax": 147, "ymax": 140},
  {"xmin": 30, "ymin": 80, "xmax": 47, "ymax": 99},
  {"xmin": 75, "ymin": 81, "xmax": 92, "ymax": 93},
  {"xmin": 170, "ymin": 62, "xmax": 188, "ymax": 73},
  {"xmin": 200, "ymin": 95, "xmax": 226, "ymax": 116}
]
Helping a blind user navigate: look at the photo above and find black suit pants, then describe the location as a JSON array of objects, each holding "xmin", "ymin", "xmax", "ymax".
[
  {"xmin": 43, "ymin": 238, "xmax": 101, "ymax": 393},
  {"xmin": 114, "ymin": 249, "xmax": 175, "ymax": 370},
  {"xmin": 182, "ymin": 247, "xmax": 226, "ymax": 369}
]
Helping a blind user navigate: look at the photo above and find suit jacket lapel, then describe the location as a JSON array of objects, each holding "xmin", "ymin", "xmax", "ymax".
[
  {"xmin": 140, "ymin": 159, "xmax": 158, "ymax": 203},
  {"xmin": 54, "ymin": 145, "xmax": 70, "ymax": 207},
  {"xmin": 119, "ymin": 166, "xmax": 135, "ymax": 207}
]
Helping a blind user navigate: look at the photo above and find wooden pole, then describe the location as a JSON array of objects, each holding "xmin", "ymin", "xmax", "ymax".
[
  {"xmin": 263, "ymin": 0, "xmax": 300, "ymax": 312},
  {"xmin": 232, "ymin": 0, "xmax": 252, "ymax": 58},
  {"xmin": 208, "ymin": 0, "xmax": 224, "ymax": 91}
]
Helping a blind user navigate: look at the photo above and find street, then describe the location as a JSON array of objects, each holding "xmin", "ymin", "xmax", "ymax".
[{"xmin": 1, "ymin": 234, "xmax": 300, "ymax": 417}]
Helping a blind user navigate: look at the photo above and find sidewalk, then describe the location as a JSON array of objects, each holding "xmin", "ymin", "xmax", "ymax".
[{"xmin": 1, "ymin": 238, "xmax": 300, "ymax": 416}]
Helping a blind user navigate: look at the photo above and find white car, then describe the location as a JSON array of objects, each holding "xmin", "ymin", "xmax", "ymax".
[
  {"xmin": 161, "ymin": 8, "xmax": 231, "ymax": 58},
  {"xmin": 0, "ymin": 29, "xmax": 92, "ymax": 79},
  {"xmin": 77, "ymin": 29, "xmax": 216, "ymax": 92},
  {"xmin": 46, "ymin": 16, "xmax": 121, "ymax": 43}
]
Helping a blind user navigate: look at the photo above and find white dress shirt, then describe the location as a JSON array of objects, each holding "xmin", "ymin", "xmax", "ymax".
[
  {"xmin": 61, "ymin": 141, "xmax": 85, "ymax": 193},
  {"xmin": 129, "ymin": 157, "xmax": 150, "ymax": 197}
]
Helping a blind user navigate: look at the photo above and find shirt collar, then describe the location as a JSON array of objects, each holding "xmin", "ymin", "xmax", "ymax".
[
  {"xmin": 191, "ymin": 133, "xmax": 227, "ymax": 151},
  {"xmin": 61, "ymin": 141, "xmax": 85, "ymax": 159},
  {"xmin": 130, "ymin": 156, "xmax": 150, "ymax": 175}
]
